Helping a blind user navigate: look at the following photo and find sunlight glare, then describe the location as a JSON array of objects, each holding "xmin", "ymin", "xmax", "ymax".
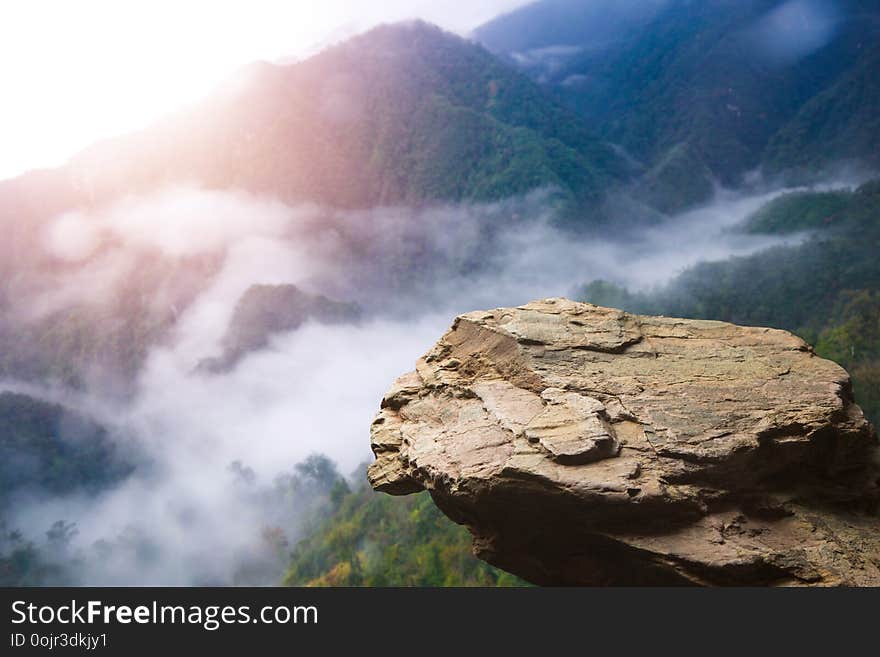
[{"xmin": 0, "ymin": 0, "xmax": 528, "ymax": 180}]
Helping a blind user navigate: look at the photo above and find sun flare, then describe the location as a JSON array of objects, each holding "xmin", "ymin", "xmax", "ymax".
[{"xmin": 0, "ymin": 0, "xmax": 526, "ymax": 180}]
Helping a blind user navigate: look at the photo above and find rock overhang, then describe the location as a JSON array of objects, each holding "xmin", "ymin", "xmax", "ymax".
[{"xmin": 369, "ymin": 299, "xmax": 880, "ymax": 585}]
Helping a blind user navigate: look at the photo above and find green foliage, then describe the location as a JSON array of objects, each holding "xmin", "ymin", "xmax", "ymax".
[
  {"xmin": 342, "ymin": 22, "xmax": 623, "ymax": 211},
  {"xmin": 849, "ymin": 361, "xmax": 880, "ymax": 429},
  {"xmin": 55, "ymin": 21, "xmax": 622, "ymax": 219},
  {"xmin": 579, "ymin": 280, "xmax": 640, "ymax": 311},
  {"xmin": 813, "ymin": 290, "xmax": 880, "ymax": 423},
  {"xmin": 763, "ymin": 45, "xmax": 880, "ymax": 176},
  {"xmin": 0, "ymin": 520, "xmax": 80, "ymax": 586},
  {"xmin": 0, "ymin": 392, "xmax": 131, "ymax": 585},
  {"xmin": 0, "ymin": 392, "xmax": 131, "ymax": 506},
  {"xmin": 634, "ymin": 142, "xmax": 717, "ymax": 214},
  {"xmin": 814, "ymin": 290, "xmax": 880, "ymax": 368},
  {"xmin": 480, "ymin": 1, "xmax": 880, "ymax": 195},
  {"xmin": 284, "ymin": 481, "xmax": 527, "ymax": 587},
  {"xmin": 743, "ymin": 190, "xmax": 852, "ymax": 234}
]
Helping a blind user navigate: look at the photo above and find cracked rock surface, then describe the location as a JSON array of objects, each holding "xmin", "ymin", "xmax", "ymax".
[{"xmin": 368, "ymin": 299, "xmax": 880, "ymax": 586}]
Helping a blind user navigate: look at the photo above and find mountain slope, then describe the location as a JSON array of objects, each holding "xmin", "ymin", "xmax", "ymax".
[
  {"xmin": 0, "ymin": 22, "xmax": 626, "ymax": 314},
  {"xmin": 477, "ymin": 0, "xmax": 880, "ymax": 190},
  {"xmin": 474, "ymin": 0, "xmax": 669, "ymax": 66},
  {"xmin": 5, "ymin": 21, "xmax": 620, "ymax": 221},
  {"xmin": 284, "ymin": 481, "xmax": 526, "ymax": 587},
  {"xmin": 0, "ymin": 392, "xmax": 132, "ymax": 508},
  {"xmin": 0, "ymin": 22, "xmax": 624, "ymax": 302},
  {"xmin": 763, "ymin": 44, "xmax": 880, "ymax": 176}
]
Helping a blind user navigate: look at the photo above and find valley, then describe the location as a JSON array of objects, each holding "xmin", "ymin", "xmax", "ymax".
[{"xmin": 1, "ymin": 1, "xmax": 878, "ymax": 587}]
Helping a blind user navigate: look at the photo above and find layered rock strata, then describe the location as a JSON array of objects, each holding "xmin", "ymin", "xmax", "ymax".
[{"xmin": 369, "ymin": 299, "xmax": 880, "ymax": 586}]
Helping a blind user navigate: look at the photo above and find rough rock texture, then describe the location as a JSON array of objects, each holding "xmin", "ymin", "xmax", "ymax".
[{"xmin": 368, "ymin": 299, "xmax": 880, "ymax": 586}]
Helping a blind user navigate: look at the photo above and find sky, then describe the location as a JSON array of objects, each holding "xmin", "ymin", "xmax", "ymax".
[{"xmin": 0, "ymin": 0, "xmax": 530, "ymax": 181}]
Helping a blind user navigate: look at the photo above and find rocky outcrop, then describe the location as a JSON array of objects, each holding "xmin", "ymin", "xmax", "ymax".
[{"xmin": 368, "ymin": 299, "xmax": 880, "ymax": 586}]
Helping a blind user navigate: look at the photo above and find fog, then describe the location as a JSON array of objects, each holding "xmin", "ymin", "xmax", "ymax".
[
  {"xmin": 743, "ymin": 0, "xmax": 841, "ymax": 67},
  {"xmin": 3, "ymin": 180, "xmax": 836, "ymax": 584}
]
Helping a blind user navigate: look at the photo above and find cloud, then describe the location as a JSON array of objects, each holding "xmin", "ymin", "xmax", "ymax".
[
  {"xmin": 45, "ymin": 187, "xmax": 294, "ymax": 261},
  {"xmin": 743, "ymin": 0, "xmax": 841, "ymax": 67},
  {"xmin": 6, "ymin": 179, "xmax": 842, "ymax": 584}
]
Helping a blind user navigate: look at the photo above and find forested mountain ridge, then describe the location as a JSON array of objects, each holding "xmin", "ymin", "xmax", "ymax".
[
  {"xmin": 0, "ymin": 20, "xmax": 622, "ymax": 233},
  {"xmin": 477, "ymin": 0, "xmax": 880, "ymax": 199},
  {"xmin": 763, "ymin": 42, "xmax": 880, "ymax": 176}
]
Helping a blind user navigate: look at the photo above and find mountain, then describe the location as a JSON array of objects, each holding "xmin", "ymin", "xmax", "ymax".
[
  {"xmin": 763, "ymin": 43, "xmax": 880, "ymax": 177},
  {"xmin": 0, "ymin": 392, "xmax": 132, "ymax": 507},
  {"xmin": 0, "ymin": 21, "xmax": 622, "ymax": 230},
  {"xmin": 477, "ymin": 0, "xmax": 880, "ymax": 195},
  {"xmin": 0, "ymin": 21, "xmax": 624, "ymax": 323},
  {"xmin": 474, "ymin": 0, "xmax": 669, "ymax": 64},
  {"xmin": 0, "ymin": 21, "xmax": 627, "ymax": 392},
  {"xmin": 292, "ymin": 177, "xmax": 880, "ymax": 588},
  {"xmin": 198, "ymin": 285, "xmax": 361, "ymax": 374}
]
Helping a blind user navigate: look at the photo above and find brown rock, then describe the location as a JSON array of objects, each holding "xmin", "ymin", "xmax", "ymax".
[{"xmin": 368, "ymin": 299, "xmax": 880, "ymax": 586}]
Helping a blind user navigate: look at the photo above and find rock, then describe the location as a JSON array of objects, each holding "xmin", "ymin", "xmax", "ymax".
[
  {"xmin": 368, "ymin": 299, "xmax": 880, "ymax": 586},
  {"xmin": 198, "ymin": 284, "xmax": 361, "ymax": 373}
]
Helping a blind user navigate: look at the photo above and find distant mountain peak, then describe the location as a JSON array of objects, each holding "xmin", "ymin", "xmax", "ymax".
[
  {"xmin": 1, "ymin": 16, "xmax": 623, "ymax": 232},
  {"xmin": 318, "ymin": 18, "xmax": 491, "ymax": 69}
]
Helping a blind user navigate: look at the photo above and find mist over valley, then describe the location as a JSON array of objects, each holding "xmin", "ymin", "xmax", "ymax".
[{"xmin": 2, "ymin": 1, "xmax": 879, "ymax": 587}]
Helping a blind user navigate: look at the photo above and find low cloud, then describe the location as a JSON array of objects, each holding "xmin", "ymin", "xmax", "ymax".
[
  {"xmin": 5, "ymin": 179, "xmax": 840, "ymax": 584},
  {"xmin": 743, "ymin": 0, "xmax": 842, "ymax": 67}
]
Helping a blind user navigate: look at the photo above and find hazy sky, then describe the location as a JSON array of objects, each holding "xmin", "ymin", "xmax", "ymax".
[{"xmin": 0, "ymin": 0, "xmax": 530, "ymax": 180}]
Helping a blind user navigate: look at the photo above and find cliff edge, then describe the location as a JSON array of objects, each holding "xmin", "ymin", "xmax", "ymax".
[{"xmin": 368, "ymin": 299, "xmax": 880, "ymax": 585}]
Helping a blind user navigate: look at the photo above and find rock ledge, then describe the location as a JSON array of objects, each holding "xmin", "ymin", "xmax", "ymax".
[{"xmin": 369, "ymin": 299, "xmax": 880, "ymax": 586}]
